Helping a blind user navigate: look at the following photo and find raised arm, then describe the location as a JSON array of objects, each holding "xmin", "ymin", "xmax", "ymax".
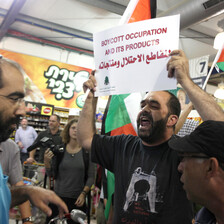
[
  {"xmin": 167, "ymin": 50, "xmax": 224, "ymax": 121},
  {"xmin": 77, "ymin": 72, "xmax": 98, "ymax": 151}
]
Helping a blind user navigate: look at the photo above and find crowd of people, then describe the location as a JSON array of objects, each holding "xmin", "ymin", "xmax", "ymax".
[{"xmin": 0, "ymin": 49, "xmax": 224, "ymax": 224}]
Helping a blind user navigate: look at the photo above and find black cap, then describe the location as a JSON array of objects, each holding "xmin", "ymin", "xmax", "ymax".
[{"xmin": 169, "ymin": 120, "xmax": 224, "ymax": 163}]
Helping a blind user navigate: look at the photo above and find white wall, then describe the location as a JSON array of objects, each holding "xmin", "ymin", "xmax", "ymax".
[{"xmin": 0, "ymin": 36, "xmax": 95, "ymax": 69}]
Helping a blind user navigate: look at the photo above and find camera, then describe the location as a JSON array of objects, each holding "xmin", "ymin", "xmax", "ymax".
[
  {"xmin": 39, "ymin": 137, "xmax": 64, "ymax": 155},
  {"xmin": 27, "ymin": 136, "xmax": 64, "ymax": 155}
]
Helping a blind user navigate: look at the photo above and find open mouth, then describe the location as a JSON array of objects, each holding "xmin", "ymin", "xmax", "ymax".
[{"xmin": 140, "ymin": 116, "xmax": 151, "ymax": 129}]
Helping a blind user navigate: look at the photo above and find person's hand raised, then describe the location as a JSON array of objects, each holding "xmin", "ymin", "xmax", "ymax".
[{"xmin": 167, "ymin": 50, "xmax": 190, "ymax": 86}]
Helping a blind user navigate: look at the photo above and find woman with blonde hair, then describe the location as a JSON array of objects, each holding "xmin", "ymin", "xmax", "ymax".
[{"xmin": 44, "ymin": 119, "xmax": 95, "ymax": 224}]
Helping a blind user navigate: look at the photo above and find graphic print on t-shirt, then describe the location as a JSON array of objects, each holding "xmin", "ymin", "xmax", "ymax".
[{"xmin": 123, "ymin": 167, "xmax": 159, "ymax": 215}]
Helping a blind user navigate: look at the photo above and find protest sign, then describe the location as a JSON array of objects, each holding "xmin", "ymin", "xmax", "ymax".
[{"xmin": 93, "ymin": 14, "xmax": 180, "ymax": 96}]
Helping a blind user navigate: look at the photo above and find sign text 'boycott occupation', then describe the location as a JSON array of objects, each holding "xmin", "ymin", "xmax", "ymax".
[{"xmin": 101, "ymin": 28, "xmax": 167, "ymax": 54}]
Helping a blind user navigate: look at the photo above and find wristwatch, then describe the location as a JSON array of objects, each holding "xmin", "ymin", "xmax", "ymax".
[{"xmin": 22, "ymin": 216, "xmax": 34, "ymax": 223}]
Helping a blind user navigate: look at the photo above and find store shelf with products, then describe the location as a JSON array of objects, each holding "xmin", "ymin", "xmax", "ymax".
[
  {"xmin": 54, "ymin": 106, "xmax": 70, "ymax": 130},
  {"xmin": 25, "ymin": 101, "xmax": 54, "ymax": 133},
  {"xmin": 10, "ymin": 101, "xmax": 54, "ymax": 140},
  {"xmin": 26, "ymin": 114, "xmax": 49, "ymax": 132}
]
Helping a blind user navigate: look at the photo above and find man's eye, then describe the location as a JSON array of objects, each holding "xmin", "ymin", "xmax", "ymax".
[
  {"xmin": 149, "ymin": 104, "xmax": 159, "ymax": 110},
  {"xmin": 9, "ymin": 97, "xmax": 19, "ymax": 102}
]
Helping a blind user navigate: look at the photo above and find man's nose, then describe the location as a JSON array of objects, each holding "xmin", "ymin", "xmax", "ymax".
[
  {"xmin": 177, "ymin": 161, "xmax": 184, "ymax": 173},
  {"xmin": 15, "ymin": 102, "xmax": 26, "ymax": 117},
  {"xmin": 141, "ymin": 105, "xmax": 151, "ymax": 114}
]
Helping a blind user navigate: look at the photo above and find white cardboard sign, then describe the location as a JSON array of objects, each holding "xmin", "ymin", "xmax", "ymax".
[{"xmin": 93, "ymin": 14, "xmax": 180, "ymax": 96}]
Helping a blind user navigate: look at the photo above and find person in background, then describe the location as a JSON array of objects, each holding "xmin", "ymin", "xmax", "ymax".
[
  {"xmin": 27, "ymin": 114, "xmax": 62, "ymax": 164},
  {"xmin": 175, "ymin": 101, "xmax": 199, "ymax": 137},
  {"xmin": 0, "ymin": 56, "xmax": 68, "ymax": 223},
  {"xmin": 175, "ymin": 89, "xmax": 199, "ymax": 137},
  {"xmin": 77, "ymin": 50, "xmax": 224, "ymax": 224},
  {"xmin": 169, "ymin": 120, "xmax": 224, "ymax": 224},
  {"xmin": 15, "ymin": 117, "xmax": 37, "ymax": 164},
  {"xmin": 44, "ymin": 119, "xmax": 95, "ymax": 224},
  {"xmin": 177, "ymin": 88, "xmax": 187, "ymax": 111}
]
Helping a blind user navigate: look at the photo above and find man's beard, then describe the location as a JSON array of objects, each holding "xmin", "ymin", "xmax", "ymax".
[
  {"xmin": 0, "ymin": 114, "xmax": 20, "ymax": 143},
  {"xmin": 137, "ymin": 113, "xmax": 168, "ymax": 144}
]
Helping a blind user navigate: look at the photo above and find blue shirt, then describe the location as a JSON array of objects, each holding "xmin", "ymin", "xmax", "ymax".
[
  {"xmin": 15, "ymin": 126, "xmax": 37, "ymax": 153},
  {"xmin": 0, "ymin": 165, "xmax": 11, "ymax": 224}
]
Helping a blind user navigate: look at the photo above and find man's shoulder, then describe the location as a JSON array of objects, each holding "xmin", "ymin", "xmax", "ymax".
[
  {"xmin": 194, "ymin": 207, "xmax": 216, "ymax": 224},
  {"xmin": 27, "ymin": 125, "xmax": 35, "ymax": 130},
  {"xmin": 15, "ymin": 126, "xmax": 22, "ymax": 132},
  {"xmin": 39, "ymin": 130, "xmax": 48, "ymax": 135},
  {"xmin": 0, "ymin": 139, "xmax": 19, "ymax": 153}
]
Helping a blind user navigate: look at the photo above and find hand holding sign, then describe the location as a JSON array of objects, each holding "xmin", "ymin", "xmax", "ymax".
[
  {"xmin": 93, "ymin": 14, "xmax": 180, "ymax": 96},
  {"xmin": 167, "ymin": 50, "xmax": 190, "ymax": 85},
  {"xmin": 82, "ymin": 70, "xmax": 97, "ymax": 101}
]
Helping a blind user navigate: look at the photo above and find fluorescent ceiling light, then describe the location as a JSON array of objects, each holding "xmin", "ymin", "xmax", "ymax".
[
  {"xmin": 214, "ymin": 32, "xmax": 224, "ymax": 50},
  {"xmin": 214, "ymin": 82, "xmax": 224, "ymax": 100}
]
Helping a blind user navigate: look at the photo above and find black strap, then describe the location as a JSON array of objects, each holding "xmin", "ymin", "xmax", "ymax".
[{"xmin": 82, "ymin": 148, "xmax": 89, "ymax": 183}]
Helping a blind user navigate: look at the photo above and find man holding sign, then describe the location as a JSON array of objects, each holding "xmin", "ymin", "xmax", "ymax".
[{"xmin": 77, "ymin": 50, "xmax": 224, "ymax": 223}]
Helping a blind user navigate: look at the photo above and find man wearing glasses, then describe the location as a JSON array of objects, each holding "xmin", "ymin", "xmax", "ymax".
[
  {"xmin": 169, "ymin": 120, "xmax": 224, "ymax": 224},
  {"xmin": 0, "ymin": 56, "xmax": 68, "ymax": 223}
]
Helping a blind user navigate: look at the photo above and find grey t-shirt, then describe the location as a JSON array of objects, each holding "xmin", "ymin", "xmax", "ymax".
[
  {"xmin": 54, "ymin": 149, "xmax": 94, "ymax": 199},
  {"xmin": 0, "ymin": 139, "xmax": 23, "ymax": 185}
]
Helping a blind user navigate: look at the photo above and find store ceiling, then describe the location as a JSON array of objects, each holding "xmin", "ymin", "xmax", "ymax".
[{"xmin": 0, "ymin": 0, "xmax": 224, "ymax": 86}]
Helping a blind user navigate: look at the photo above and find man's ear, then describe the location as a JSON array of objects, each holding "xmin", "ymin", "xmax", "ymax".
[
  {"xmin": 167, "ymin": 115, "xmax": 178, "ymax": 128},
  {"xmin": 206, "ymin": 158, "xmax": 219, "ymax": 178}
]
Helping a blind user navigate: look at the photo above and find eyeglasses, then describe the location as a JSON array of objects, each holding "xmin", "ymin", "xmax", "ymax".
[
  {"xmin": 0, "ymin": 94, "xmax": 25, "ymax": 106},
  {"xmin": 178, "ymin": 154, "xmax": 210, "ymax": 162}
]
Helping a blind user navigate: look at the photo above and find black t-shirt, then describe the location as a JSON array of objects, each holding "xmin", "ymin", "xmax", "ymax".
[
  {"xmin": 92, "ymin": 134, "xmax": 193, "ymax": 224},
  {"xmin": 32, "ymin": 129, "xmax": 62, "ymax": 163}
]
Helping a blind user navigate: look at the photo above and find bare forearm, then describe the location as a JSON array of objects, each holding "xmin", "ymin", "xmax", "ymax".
[
  {"xmin": 168, "ymin": 50, "xmax": 224, "ymax": 122},
  {"xmin": 77, "ymin": 96, "xmax": 98, "ymax": 150},
  {"xmin": 181, "ymin": 79, "xmax": 224, "ymax": 121},
  {"xmin": 18, "ymin": 201, "xmax": 32, "ymax": 219},
  {"xmin": 15, "ymin": 181, "xmax": 32, "ymax": 219},
  {"xmin": 83, "ymin": 186, "xmax": 90, "ymax": 194},
  {"xmin": 11, "ymin": 185, "xmax": 68, "ymax": 216},
  {"xmin": 29, "ymin": 149, "xmax": 36, "ymax": 158},
  {"xmin": 10, "ymin": 186, "xmax": 30, "ymax": 208}
]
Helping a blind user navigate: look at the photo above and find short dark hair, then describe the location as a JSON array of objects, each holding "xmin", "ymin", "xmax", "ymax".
[
  {"xmin": 51, "ymin": 114, "xmax": 61, "ymax": 123},
  {"xmin": 61, "ymin": 119, "xmax": 78, "ymax": 144},
  {"xmin": 165, "ymin": 91, "xmax": 181, "ymax": 117},
  {"xmin": 0, "ymin": 57, "xmax": 24, "ymax": 89}
]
